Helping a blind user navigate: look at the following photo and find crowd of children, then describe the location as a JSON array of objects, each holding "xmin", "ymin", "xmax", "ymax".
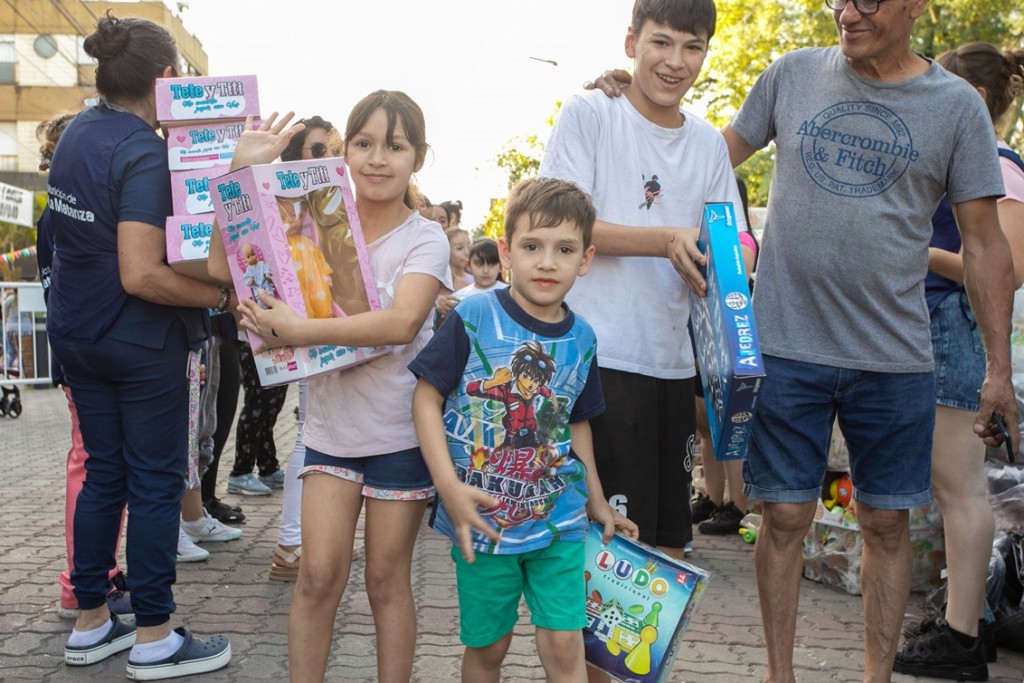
[{"xmin": 36, "ymin": 0, "xmax": 1024, "ymax": 681}]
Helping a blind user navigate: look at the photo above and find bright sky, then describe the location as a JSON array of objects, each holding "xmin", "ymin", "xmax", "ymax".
[{"xmin": 163, "ymin": 0, "xmax": 635, "ymax": 229}]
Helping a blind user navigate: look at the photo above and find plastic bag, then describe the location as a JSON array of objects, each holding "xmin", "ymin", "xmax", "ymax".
[{"xmin": 992, "ymin": 532, "xmax": 1024, "ymax": 652}]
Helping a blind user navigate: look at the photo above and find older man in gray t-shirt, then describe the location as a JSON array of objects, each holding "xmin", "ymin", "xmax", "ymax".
[{"xmin": 715, "ymin": 2, "xmax": 1019, "ymax": 682}]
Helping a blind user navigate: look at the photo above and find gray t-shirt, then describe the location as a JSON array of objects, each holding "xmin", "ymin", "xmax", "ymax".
[{"xmin": 732, "ymin": 47, "xmax": 1004, "ymax": 372}]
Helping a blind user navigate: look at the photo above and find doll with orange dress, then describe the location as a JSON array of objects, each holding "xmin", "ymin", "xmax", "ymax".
[{"xmin": 276, "ymin": 196, "xmax": 344, "ymax": 319}]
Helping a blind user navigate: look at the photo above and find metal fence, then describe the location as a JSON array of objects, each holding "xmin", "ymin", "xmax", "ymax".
[{"xmin": 1, "ymin": 281, "xmax": 52, "ymax": 386}]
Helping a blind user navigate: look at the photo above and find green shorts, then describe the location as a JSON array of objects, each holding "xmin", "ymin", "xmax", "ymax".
[{"xmin": 452, "ymin": 541, "xmax": 587, "ymax": 648}]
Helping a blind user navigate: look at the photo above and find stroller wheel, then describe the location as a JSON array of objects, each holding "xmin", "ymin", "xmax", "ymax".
[
  {"xmin": 0, "ymin": 395, "xmax": 8, "ymax": 417},
  {"xmin": 7, "ymin": 396, "xmax": 21, "ymax": 418}
]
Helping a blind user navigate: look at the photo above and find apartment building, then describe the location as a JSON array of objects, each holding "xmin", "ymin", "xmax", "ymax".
[{"xmin": 0, "ymin": 0, "xmax": 207, "ymax": 192}]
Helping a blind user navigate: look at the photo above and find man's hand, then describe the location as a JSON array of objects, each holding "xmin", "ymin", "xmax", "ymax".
[
  {"xmin": 668, "ymin": 228, "xmax": 708, "ymax": 296},
  {"xmin": 584, "ymin": 69, "xmax": 632, "ymax": 97},
  {"xmin": 975, "ymin": 375, "xmax": 1021, "ymax": 462},
  {"xmin": 440, "ymin": 482, "xmax": 500, "ymax": 564}
]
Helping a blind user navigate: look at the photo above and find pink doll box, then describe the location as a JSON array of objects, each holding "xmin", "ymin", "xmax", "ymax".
[
  {"xmin": 212, "ymin": 157, "xmax": 389, "ymax": 387},
  {"xmin": 166, "ymin": 120, "xmax": 261, "ymax": 171},
  {"xmin": 166, "ymin": 213, "xmax": 220, "ymax": 284},
  {"xmin": 155, "ymin": 74, "xmax": 259, "ymax": 123},
  {"xmin": 170, "ymin": 165, "xmax": 231, "ymax": 216}
]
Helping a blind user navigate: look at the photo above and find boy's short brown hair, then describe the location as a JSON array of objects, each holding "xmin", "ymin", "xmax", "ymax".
[
  {"xmin": 631, "ymin": 0, "xmax": 716, "ymax": 41},
  {"xmin": 504, "ymin": 178, "xmax": 596, "ymax": 248}
]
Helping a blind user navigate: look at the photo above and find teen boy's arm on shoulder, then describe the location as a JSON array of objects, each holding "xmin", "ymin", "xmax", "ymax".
[
  {"xmin": 571, "ymin": 420, "xmax": 639, "ymax": 543},
  {"xmin": 411, "ymin": 379, "xmax": 500, "ymax": 562}
]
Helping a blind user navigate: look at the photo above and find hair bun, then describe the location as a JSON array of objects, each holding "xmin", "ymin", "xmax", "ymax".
[{"xmin": 82, "ymin": 15, "xmax": 130, "ymax": 61}]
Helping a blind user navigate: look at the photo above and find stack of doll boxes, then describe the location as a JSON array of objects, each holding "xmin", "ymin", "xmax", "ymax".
[
  {"xmin": 156, "ymin": 74, "xmax": 261, "ymax": 283},
  {"xmin": 211, "ymin": 158, "xmax": 391, "ymax": 386}
]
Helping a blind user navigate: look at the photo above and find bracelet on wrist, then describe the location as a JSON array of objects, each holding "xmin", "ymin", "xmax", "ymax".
[{"xmin": 214, "ymin": 287, "xmax": 231, "ymax": 314}]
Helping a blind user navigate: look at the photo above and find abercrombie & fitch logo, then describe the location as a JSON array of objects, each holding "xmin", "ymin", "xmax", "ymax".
[{"xmin": 798, "ymin": 101, "xmax": 918, "ymax": 198}]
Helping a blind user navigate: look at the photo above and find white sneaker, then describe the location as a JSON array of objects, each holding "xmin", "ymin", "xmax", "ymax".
[
  {"xmin": 176, "ymin": 527, "xmax": 210, "ymax": 563},
  {"xmin": 182, "ymin": 510, "xmax": 243, "ymax": 544}
]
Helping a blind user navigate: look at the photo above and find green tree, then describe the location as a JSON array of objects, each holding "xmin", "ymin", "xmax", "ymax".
[
  {"xmin": 700, "ymin": 0, "xmax": 1024, "ymax": 203},
  {"xmin": 491, "ymin": 2, "xmax": 1024, "ymax": 209},
  {"xmin": 483, "ymin": 104, "xmax": 562, "ymax": 238}
]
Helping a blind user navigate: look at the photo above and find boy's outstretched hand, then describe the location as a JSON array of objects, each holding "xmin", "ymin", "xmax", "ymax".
[
  {"xmin": 587, "ymin": 499, "xmax": 639, "ymax": 544},
  {"xmin": 441, "ymin": 481, "xmax": 501, "ymax": 564}
]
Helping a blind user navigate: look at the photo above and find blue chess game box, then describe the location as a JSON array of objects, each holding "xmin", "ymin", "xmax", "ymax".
[
  {"xmin": 583, "ymin": 524, "xmax": 710, "ymax": 682},
  {"xmin": 688, "ymin": 202, "xmax": 765, "ymax": 461}
]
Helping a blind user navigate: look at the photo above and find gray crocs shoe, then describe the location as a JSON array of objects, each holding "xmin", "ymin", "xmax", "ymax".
[
  {"xmin": 125, "ymin": 628, "xmax": 230, "ymax": 680},
  {"xmin": 64, "ymin": 614, "xmax": 137, "ymax": 666}
]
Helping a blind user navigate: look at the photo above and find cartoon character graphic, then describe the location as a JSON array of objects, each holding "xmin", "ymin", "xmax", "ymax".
[
  {"xmin": 639, "ymin": 174, "xmax": 661, "ymax": 210},
  {"xmin": 241, "ymin": 242, "xmax": 276, "ymax": 309},
  {"xmin": 466, "ymin": 340, "xmax": 554, "ymax": 450}
]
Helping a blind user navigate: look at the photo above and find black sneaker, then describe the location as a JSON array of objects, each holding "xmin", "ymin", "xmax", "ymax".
[
  {"xmin": 698, "ymin": 502, "xmax": 744, "ymax": 536},
  {"xmin": 204, "ymin": 497, "xmax": 246, "ymax": 524},
  {"xmin": 904, "ymin": 617, "xmax": 997, "ymax": 664},
  {"xmin": 893, "ymin": 618, "xmax": 988, "ymax": 681},
  {"xmin": 691, "ymin": 493, "xmax": 717, "ymax": 524}
]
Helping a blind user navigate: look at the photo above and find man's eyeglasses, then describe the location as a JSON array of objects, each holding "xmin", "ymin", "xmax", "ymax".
[
  {"xmin": 825, "ymin": 0, "xmax": 889, "ymax": 14},
  {"xmin": 303, "ymin": 142, "xmax": 328, "ymax": 159}
]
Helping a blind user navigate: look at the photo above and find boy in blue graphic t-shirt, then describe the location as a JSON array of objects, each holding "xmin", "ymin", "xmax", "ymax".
[{"xmin": 410, "ymin": 178, "xmax": 638, "ymax": 682}]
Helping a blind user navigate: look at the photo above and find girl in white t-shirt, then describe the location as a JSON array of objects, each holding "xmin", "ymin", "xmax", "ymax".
[
  {"xmin": 230, "ymin": 92, "xmax": 451, "ymax": 683},
  {"xmin": 453, "ymin": 237, "xmax": 508, "ymax": 300}
]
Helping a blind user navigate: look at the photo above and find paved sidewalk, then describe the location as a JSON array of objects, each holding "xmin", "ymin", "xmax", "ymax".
[{"xmin": 1, "ymin": 384, "xmax": 1022, "ymax": 682}]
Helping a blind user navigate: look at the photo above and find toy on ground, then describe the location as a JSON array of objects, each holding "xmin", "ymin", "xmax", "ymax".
[
  {"xmin": 824, "ymin": 473, "xmax": 853, "ymax": 511},
  {"xmin": 738, "ymin": 513, "xmax": 761, "ymax": 544}
]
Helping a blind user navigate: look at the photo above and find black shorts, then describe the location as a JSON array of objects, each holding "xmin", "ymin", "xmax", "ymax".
[{"xmin": 589, "ymin": 368, "xmax": 696, "ymax": 549}]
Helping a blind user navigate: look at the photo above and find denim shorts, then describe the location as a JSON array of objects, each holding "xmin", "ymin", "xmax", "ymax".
[
  {"xmin": 300, "ymin": 446, "xmax": 434, "ymax": 501},
  {"xmin": 931, "ymin": 290, "xmax": 984, "ymax": 411},
  {"xmin": 743, "ymin": 355, "xmax": 933, "ymax": 510},
  {"xmin": 451, "ymin": 541, "xmax": 586, "ymax": 647}
]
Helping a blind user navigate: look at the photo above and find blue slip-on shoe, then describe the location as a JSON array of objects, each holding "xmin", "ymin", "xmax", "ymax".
[
  {"xmin": 64, "ymin": 614, "xmax": 137, "ymax": 666},
  {"xmin": 125, "ymin": 628, "xmax": 230, "ymax": 680}
]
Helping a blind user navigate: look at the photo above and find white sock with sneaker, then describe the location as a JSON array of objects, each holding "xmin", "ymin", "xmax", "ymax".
[
  {"xmin": 130, "ymin": 630, "xmax": 185, "ymax": 662},
  {"xmin": 68, "ymin": 620, "xmax": 113, "ymax": 647}
]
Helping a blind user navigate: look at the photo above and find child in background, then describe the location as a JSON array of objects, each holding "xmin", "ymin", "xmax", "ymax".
[
  {"xmin": 411, "ymin": 178, "xmax": 637, "ymax": 683},
  {"xmin": 454, "ymin": 238, "xmax": 506, "ymax": 300},
  {"xmin": 229, "ymin": 92, "xmax": 450, "ymax": 683},
  {"xmin": 435, "ymin": 226, "xmax": 473, "ymax": 320}
]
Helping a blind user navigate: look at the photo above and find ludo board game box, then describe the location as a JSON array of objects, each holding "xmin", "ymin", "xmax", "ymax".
[{"xmin": 584, "ymin": 525, "xmax": 710, "ymax": 682}]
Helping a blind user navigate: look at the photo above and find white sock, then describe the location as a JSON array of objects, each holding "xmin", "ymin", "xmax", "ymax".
[
  {"xmin": 129, "ymin": 630, "xmax": 185, "ymax": 662},
  {"xmin": 68, "ymin": 618, "xmax": 113, "ymax": 647},
  {"xmin": 181, "ymin": 512, "xmax": 210, "ymax": 532}
]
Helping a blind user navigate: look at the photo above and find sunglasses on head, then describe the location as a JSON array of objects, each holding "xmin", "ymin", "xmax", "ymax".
[{"xmin": 303, "ymin": 142, "xmax": 328, "ymax": 159}]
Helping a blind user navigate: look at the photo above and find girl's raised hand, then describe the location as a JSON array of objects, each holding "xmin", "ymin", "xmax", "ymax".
[
  {"xmin": 230, "ymin": 112, "xmax": 305, "ymax": 172},
  {"xmin": 238, "ymin": 291, "xmax": 303, "ymax": 350}
]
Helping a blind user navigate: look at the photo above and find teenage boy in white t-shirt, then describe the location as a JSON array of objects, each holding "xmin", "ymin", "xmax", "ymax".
[{"xmin": 539, "ymin": 0, "xmax": 745, "ymax": 563}]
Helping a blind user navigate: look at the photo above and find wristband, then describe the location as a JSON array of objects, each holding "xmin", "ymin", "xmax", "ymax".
[{"xmin": 214, "ymin": 287, "xmax": 231, "ymax": 314}]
